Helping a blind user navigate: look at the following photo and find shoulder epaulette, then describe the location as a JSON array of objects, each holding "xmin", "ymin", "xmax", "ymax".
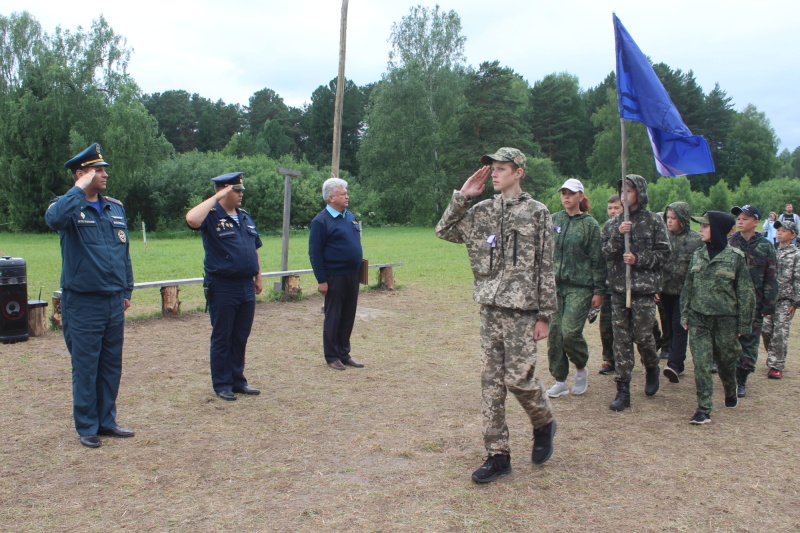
[
  {"xmin": 209, "ymin": 206, "xmax": 216, "ymax": 211},
  {"xmin": 104, "ymin": 196, "xmax": 123, "ymax": 207},
  {"xmin": 239, "ymin": 208, "xmax": 249, "ymax": 214}
]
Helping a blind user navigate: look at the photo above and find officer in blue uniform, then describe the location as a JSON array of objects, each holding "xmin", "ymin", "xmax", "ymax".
[
  {"xmin": 186, "ymin": 173, "xmax": 263, "ymax": 400},
  {"xmin": 45, "ymin": 143, "xmax": 136, "ymax": 448}
]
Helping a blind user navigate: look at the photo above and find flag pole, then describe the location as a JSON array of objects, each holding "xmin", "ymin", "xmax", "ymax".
[
  {"xmin": 620, "ymin": 117, "xmax": 632, "ymax": 308},
  {"xmin": 331, "ymin": 0, "xmax": 349, "ymax": 180}
]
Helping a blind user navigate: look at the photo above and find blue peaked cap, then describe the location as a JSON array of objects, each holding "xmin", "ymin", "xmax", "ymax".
[
  {"xmin": 64, "ymin": 143, "xmax": 109, "ymax": 171},
  {"xmin": 211, "ymin": 172, "xmax": 245, "ymax": 190}
]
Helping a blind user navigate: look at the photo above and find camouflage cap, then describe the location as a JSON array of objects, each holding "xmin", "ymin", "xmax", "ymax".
[
  {"xmin": 481, "ymin": 147, "xmax": 527, "ymax": 170},
  {"xmin": 775, "ymin": 219, "xmax": 799, "ymax": 235},
  {"xmin": 690, "ymin": 214, "xmax": 710, "ymax": 225}
]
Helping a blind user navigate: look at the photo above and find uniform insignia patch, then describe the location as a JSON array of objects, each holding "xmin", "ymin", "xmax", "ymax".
[{"xmin": 117, "ymin": 229, "xmax": 127, "ymax": 243}]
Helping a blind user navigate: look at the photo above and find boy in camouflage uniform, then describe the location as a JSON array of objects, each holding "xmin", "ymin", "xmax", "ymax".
[
  {"xmin": 761, "ymin": 219, "xmax": 800, "ymax": 379},
  {"xmin": 601, "ymin": 175, "xmax": 671, "ymax": 411},
  {"xmin": 435, "ymin": 147, "xmax": 557, "ymax": 484},
  {"xmin": 661, "ymin": 202, "xmax": 703, "ymax": 383},
  {"xmin": 599, "ymin": 195, "xmax": 622, "ymax": 375},
  {"xmin": 728, "ymin": 205, "xmax": 778, "ymax": 397},
  {"xmin": 681, "ymin": 211, "xmax": 754, "ymax": 424}
]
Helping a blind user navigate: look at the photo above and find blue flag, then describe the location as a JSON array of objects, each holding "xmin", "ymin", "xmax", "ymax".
[{"xmin": 613, "ymin": 14, "xmax": 715, "ymax": 177}]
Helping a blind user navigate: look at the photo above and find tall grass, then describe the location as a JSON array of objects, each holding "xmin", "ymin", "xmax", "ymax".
[{"xmin": 0, "ymin": 226, "xmax": 475, "ymax": 318}]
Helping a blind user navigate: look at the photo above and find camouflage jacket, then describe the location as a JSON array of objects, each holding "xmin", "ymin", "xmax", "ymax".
[
  {"xmin": 602, "ymin": 208, "xmax": 671, "ymax": 296},
  {"xmin": 552, "ymin": 210, "xmax": 606, "ymax": 295},
  {"xmin": 681, "ymin": 244, "xmax": 755, "ymax": 335},
  {"xmin": 435, "ymin": 190, "xmax": 556, "ymax": 320},
  {"xmin": 728, "ymin": 231, "xmax": 778, "ymax": 315},
  {"xmin": 774, "ymin": 245, "xmax": 800, "ymax": 307},
  {"xmin": 661, "ymin": 201, "xmax": 703, "ymax": 295}
]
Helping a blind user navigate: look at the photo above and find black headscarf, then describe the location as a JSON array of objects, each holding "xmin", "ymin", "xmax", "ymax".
[{"xmin": 705, "ymin": 210, "xmax": 735, "ymax": 259}]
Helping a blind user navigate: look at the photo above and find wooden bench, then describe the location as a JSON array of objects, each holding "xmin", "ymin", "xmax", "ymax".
[{"xmin": 51, "ymin": 262, "xmax": 404, "ymax": 325}]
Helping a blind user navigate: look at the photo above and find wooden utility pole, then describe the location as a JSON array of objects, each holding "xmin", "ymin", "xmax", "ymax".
[
  {"xmin": 330, "ymin": 0, "xmax": 348, "ymax": 179},
  {"xmin": 276, "ymin": 167, "xmax": 302, "ymax": 292},
  {"xmin": 620, "ymin": 118, "xmax": 631, "ymax": 308}
]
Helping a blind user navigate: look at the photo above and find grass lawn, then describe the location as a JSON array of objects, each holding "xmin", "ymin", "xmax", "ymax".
[{"xmin": 1, "ymin": 226, "xmax": 472, "ymax": 318}]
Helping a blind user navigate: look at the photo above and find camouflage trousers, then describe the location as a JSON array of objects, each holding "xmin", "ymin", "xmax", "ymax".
[
  {"xmin": 762, "ymin": 300, "xmax": 794, "ymax": 371},
  {"xmin": 548, "ymin": 285, "xmax": 593, "ymax": 381},
  {"xmin": 480, "ymin": 305, "xmax": 554, "ymax": 455},
  {"xmin": 737, "ymin": 316, "xmax": 764, "ymax": 372},
  {"xmin": 611, "ymin": 293, "xmax": 660, "ymax": 382},
  {"xmin": 600, "ymin": 292, "xmax": 614, "ymax": 362},
  {"xmin": 688, "ymin": 313, "xmax": 738, "ymax": 414}
]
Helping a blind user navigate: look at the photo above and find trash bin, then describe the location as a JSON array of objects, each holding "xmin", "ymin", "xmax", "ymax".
[{"xmin": 0, "ymin": 256, "xmax": 29, "ymax": 344}]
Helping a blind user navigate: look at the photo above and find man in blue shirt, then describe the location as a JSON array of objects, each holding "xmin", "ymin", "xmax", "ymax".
[
  {"xmin": 309, "ymin": 178, "xmax": 365, "ymax": 370},
  {"xmin": 45, "ymin": 143, "xmax": 135, "ymax": 449},
  {"xmin": 186, "ymin": 173, "xmax": 263, "ymax": 400}
]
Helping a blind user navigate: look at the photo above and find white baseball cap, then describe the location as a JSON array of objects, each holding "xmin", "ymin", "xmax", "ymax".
[{"xmin": 559, "ymin": 178, "xmax": 584, "ymax": 193}]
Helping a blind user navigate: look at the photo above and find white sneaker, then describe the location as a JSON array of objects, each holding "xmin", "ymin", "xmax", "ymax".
[
  {"xmin": 572, "ymin": 370, "xmax": 589, "ymax": 395},
  {"xmin": 547, "ymin": 382, "xmax": 569, "ymax": 398}
]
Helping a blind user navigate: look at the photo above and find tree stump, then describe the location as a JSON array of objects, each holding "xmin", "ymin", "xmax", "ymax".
[
  {"xmin": 160, "ymin": 286, "xmax": 181, "ymax": 317},
  {"xmin": 379, "ymin": 267, "xmax": 395, "ymax": 290},
  {"xmin": 284, "ymin": 275, "xmax": 301, "ymax": 300},
  {"xmin": 51, "ymin": 292, "xmax": 62, "ymax": 329},
  {"xmin": 28, "ymin": 300, "xmax": 48, "ymax": 336}
]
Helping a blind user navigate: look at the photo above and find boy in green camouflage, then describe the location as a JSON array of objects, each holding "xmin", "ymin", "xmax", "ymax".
[
  {"xmin": 598, "ymin": 195, "xmax": 622, "ymax": 375},
  {"xmin": 436, "ymin": 147, "xmax": 557, "ymax": 484},
  {"xmin": 681, "ymin": 211, "xmax": 755, "ymax": 424}
]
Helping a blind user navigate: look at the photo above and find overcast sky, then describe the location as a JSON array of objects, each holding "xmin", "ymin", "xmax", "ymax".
[{"xmin": 4, "ymin": 0, "xmax": 798, "ymax": 151}]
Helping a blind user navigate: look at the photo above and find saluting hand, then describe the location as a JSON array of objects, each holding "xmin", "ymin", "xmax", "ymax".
[
  {"xmin": 460, "ymin": 166, "xmax": 491, "ymax": 199},
  {"xmin": 214, "ymin": 185, "xmax": 234, "ymax": 200},
  {"xmin": 75, "ymin": 168, "xmax": 96, "ymax": 190}
]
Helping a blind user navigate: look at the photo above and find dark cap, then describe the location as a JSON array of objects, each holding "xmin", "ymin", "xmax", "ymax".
[
  {"xmin": 775, "ymin": 219, "xmax": 799, "ymax": 235},
  {"xmin": 64, "ymin": 143, "xmax": 109, "ymax": 171},
  {"xmin": 480, "ymin": 147, "xmax": 527, "ymax": 170},
  {"xmin": 211, "ymin": 172, "xmax": 245, "ymax": 190},
  {"xmin": 731, "ymin": 205, "xmax": 761, "ymax": 220}
]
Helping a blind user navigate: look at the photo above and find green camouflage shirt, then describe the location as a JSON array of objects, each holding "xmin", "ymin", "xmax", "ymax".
[
  {"xmin": 661, "ymin": 201, "xmax": 703, "ymax": 295},
  {"xmin": 552, "ymin": 210, "xmax": 606, "ymax": 295},
  {"xmin": 681, "ymin": 244, "xmax": 755, "ymax": 335},
  {"xmin": 774, "ymin": 244, "xmax": 800, "ymax": 308},
  {"xmin": 728, "ymin": 231, "xmax": 778, "ymax": 315}
]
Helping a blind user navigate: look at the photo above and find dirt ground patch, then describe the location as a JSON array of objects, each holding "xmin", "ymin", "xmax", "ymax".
[{"xmin": 1, "ymin": 286, "xmax": 799, "ymax": 532}]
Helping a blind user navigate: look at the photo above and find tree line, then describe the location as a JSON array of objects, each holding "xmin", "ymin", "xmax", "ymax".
[{"xmin": 1, "ymin": 7, "xmax": 799, "ymax": 234}]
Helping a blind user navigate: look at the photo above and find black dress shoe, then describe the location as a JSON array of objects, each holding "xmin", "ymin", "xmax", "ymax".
[
  {"xmin": 328, "ymin": 360, "xmax": 346, "ymax": 370},
  {"xmin": 80, "ymin": 435, "xmax": 101, "ymax": 448},
  {"xmin": 232, "ymin": 385, "xmax": 261, "ymax": 395},
  {"xmin": 216, "ymin": 390, "xmax": 237, "ymax": 401},
  {"xmin": 98, "ymin": 426, "xmax": 135, "ymax": 438},
  {"xmin": 343, "ymin": 358, "xmax": 365, "ymax": 368}
]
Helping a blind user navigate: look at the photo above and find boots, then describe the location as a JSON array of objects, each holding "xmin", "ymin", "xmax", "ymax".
[
  {"xmin": 609, "ymin": 381, "xmax": 631, "ymax": 411},
  {"xmin": 645, "ymin": 365, "xmax": 660, "ymax": 396},
  {"xmin": 736, "ymin": 367, "xmax": 749, "ymax": 398}
]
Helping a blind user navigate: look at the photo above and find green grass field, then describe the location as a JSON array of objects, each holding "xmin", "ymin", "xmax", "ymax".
[{"xmin": 1, "ymin": 226, "xmax": 474, "ymax": 318}]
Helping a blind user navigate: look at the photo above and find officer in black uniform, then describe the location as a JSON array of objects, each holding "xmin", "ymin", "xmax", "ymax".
[
  {"xmin": 186, "ymin": 173, "xmax": 263, "ymax": 400},
  {"xmin": 45, "ymin": 143, "xmax": 136, "ymax": 448}
]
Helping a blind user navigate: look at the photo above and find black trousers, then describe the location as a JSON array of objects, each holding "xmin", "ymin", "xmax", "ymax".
[
  {"xmin": 323, "ymin": 273, "xmax": 360, "ymax": 363},
  {"xmin": 662, "ymin": 293, "xmax": 689, "ymax": 373}
]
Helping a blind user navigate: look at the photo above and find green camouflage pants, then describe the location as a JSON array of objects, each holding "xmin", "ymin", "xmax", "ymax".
[
  {"xmin": 688, "ymin": 313, "xmax": 738, "ymax": 414},
  {"xmin": 737, "ymin": 316, "xmax": 763, "ymax": 371},
  {"xmin": 480, "ymin": 305, "xmax": 554, "ymax": 455},
  {"xmin": 600, "ymin": 292, "xmax": 614, "ymax": 362},
  {"xmin": 548, "ymin": 285, "xmax": 593, "ymax": 381},
  {"xmin": 762, "ymin": 300, "xmax": 793, "ymax": 371},
  {"xmin": 611, "ymin": 293, "xmax": 660, "ymax": 382}
]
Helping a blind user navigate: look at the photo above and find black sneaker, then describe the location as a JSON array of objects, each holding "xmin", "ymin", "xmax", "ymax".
[
  {"xmin": 532, "ymin": 420, "xmax": 557, "ymax": 464},
  {"xmin": 725, "ymin": 395, "xmax": 738, "ymax": 408},
  {"xmin": 663, "ymin": 366, "xmax": 680, "ymax": 384},
  {"xmin": 598, "ymin": 361, "xmax": 615, "ymax": 375},
  {"xmin": 471, "ymin": 454, "xmax": 511, "ymax": 484},
  {"xmin": 689, "ymin": 411, "xmax": 711, "ymax": 425}
]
